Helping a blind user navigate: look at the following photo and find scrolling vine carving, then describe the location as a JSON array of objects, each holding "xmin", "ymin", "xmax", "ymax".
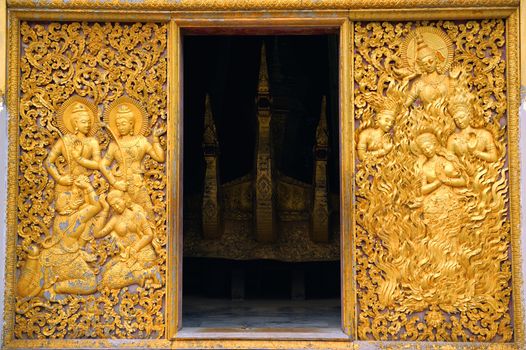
[
  {"xmin": 354, "ymin": 20, "xmax": 512, "ymax": 342},
  {"xmin": 14, "ymin": 21, "xmax": 167, "ymax": 339}
]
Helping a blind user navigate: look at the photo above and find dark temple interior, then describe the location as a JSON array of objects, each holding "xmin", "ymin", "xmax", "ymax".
[{"xmin": 182, "ymin": 34, "xmax": 341, "ymax": 330}]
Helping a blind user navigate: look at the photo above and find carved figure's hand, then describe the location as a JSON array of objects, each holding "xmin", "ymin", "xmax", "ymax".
[
  {"xmin": 449, "ymin": 63, "xmax": 462, "ymax": 80},
  {"xmin": 153, "ymin": 126, "xmax": 166, "ymax": 139},
  {"xmin": 71, "ymin": 140, "xmax": 83, "ymax": 160},
  {"xmin": 383, "ymin": 141, "xmax": 394, "ymax": 153},
  {"xmin": 467, "ymin": 132, "xmax": 478, "ymax": 153},
  {"xmin": 126, "ymin": 254, "xmax": 137, "ymax": 268},
  {"xmin": 74, "ymin": 175, "xmax": 90, "ymax": 189},
  {"xmin": 99, "ymin": 194, "xmax": 109, "ymax": 210},
  {"xmin": 58, "ymin": 175, "xmax": 73, "ymax": 186},
  {"xmin": 114, "ymin": 180, "xmax": 127, "ymax": 192},
  {"xmin": 408, "ymin": 197, "xmax": 423, "ymax": 209}
]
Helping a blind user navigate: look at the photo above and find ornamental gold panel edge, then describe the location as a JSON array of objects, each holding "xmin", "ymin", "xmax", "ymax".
[
  {"xmin": 2, "ymin": 339, "xmax": 523, "ymax": 349},
  {"xmin": 5, "ymin": 0, "xmax": 521, "ymax": 10},
  {"xmin": 5, "ymin": 8, "xmax": 519, "ymax": 22},
  {"xmin": 3, "ymin": 10, "xmax": 20, "ymax": 347},
  {"xmin": 506, "ymin": 9, "xmax": 524, "ymax": 347}
]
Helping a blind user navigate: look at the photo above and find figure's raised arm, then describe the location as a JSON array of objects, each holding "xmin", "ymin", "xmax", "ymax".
[
  {"xmin": 76, "ymin": 139, "xmax": 101, "ymax": 171},
  {"xmin": 92, "ymin": 194, "xmax": 110, "ymax": 234},
  {"xmin": 93, "ymin": 215, "xmax": 116, "ymax": 239},
  {"xmin": 45, "ymin": 139, "xmax": 73, "ymax": 186},
  {"xmin": 357, "ymin": 130, "xmax": 370, "ymax": 161},
  {"xmin": 145, "ymin": 127, "xmax": 166, "ymax": 162},
  {"xmin": 99, "ymin": 143, "xmax": 118, "ymax": 186},
  {"xmin": 75, "ymin": 176, "xmax": 102, "ymax": 223},
  {"xmin": 129, "ymin": 210, "xmax": 154, "ymax": 255},
  {"xmin": 474, "ymin": 132, "xmax": 498, "ymax": 163}
]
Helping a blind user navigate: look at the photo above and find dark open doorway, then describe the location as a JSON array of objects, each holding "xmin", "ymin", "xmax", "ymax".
[{"xmin": 181, "ymin": 34, "xmax": 341, "ymax": 332}]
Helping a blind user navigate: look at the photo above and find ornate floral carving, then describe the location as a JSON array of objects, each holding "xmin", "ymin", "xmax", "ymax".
[
  {"xmin": 354, "ymin": 20, "xmax": 512, "ymax": 342},
  {"xmin": 14, "ymin": 21, "xmax": 167, "ymax": 339}
]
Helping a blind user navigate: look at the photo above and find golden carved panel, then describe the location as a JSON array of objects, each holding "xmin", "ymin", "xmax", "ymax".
[
  {"xmin": 354, "ymin": 20, "xmax": 513, "ymax": 342},
  {"xmin": 14, "ymin": 21, "xmax": 168, "ymax": 339}
]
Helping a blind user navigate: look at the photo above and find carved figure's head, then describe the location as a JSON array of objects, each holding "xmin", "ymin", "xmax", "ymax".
[
  {"xmin": 70, "ymin": 102, "xmax": 91, "ymax": 135},
  {"xmin": 376, "ymin": 110, "xmax": 396, "ymax": 132},
  {"xmin": 448, "ymin": 87, "xmax": 475, "ymax": 130},
  {"xmin": 416, "ymin": 33, "xmax": 437, "ymax": 74},
  {"xmin": 115, "ymin": 104, "xmax": 135, "ymax": 137},
  {"xmin": 367, "ymin": 82, "xmax": 402, "ymax": 132},
  {"xmin": 107, "ymin": 189, "xmax": 126, "ymax": 214},
  {"xmin": 416, "ymin": 132, "xmax": 438, "ymax": 158}
]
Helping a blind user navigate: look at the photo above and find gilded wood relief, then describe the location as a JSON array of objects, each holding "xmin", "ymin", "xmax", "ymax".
[
  {"xmin": 354, "ymin": 20, "xmax": 512, "ymax": 342},
  {"xmin": 14, "ymin": 22, "xmax": 168, "ymax": 339}
]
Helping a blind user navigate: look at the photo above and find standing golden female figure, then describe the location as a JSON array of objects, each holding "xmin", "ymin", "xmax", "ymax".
[
  {"xmin": 45, "ymin": 96, "xmax": 101, "ymax": 189},
  {"xmin": 17, "ymin": 96, "xmax": 105, "ymax": 300},
  {"xmin": 100, "ymin": 97, "xmax": 165, "ymax": 220},
  {"xmin": 401, "ymin": 27, "xmax": 457, "ymax": 108}
]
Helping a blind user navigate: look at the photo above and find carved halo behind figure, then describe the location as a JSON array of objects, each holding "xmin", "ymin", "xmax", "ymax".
[
  {"xmin": 104, "ymin": 96, "xmax": 150, "ymax": 137},
  {"xmin": 57, "ymin": 95, "xmax": 99, "ymax": 137},
  {"xmin": 401, "ymin": 26, "xmax": 454, "ymax": 74}
]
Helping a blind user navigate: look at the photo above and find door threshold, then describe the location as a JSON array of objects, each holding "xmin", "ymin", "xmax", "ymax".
[{"xmin": 175, "ymin": 327, "xmax": 349, "ymax": 340}]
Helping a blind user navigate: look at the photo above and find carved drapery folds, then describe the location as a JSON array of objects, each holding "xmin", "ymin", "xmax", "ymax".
[
  {"xmin": 15, "ymin": 21, "xmax": 167, "ymax": 339},
  {"xmin": 354, "ymin": 21, "xmax": 511, "ymax": 341}
]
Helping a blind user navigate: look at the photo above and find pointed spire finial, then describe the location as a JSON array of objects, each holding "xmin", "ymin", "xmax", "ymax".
[
  {"xmin": 258, "ymin": 42, "xmax": 269, "ymax": 94},
  {"xmin": 203, "ymin": 94, "xmax": 217, "ymax": 145},
  {"xmin": 316, "ymin": 96, "xmax": 328, "ymax": 147}
]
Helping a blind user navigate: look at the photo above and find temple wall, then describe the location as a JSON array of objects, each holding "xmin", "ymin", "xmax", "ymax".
[{"xmin": 0, "ymin": 0, "xmax": 524, "ymax": 348}]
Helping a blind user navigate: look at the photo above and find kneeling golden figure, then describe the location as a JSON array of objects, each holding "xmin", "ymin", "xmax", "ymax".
[{"xmin": 94, "ymin": 189, "xmax": 161, "ymax": 290}]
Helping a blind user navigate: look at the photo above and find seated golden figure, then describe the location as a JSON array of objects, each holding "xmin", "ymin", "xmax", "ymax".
[
  {"xmin": 357, "ymin": 86, "xmax": 402, "ymax": 161},
  {"xmin": 100, "ymin": 97, "xmax": 165, "ymax": 220},
  {"xmin": 17, "ymin": 176, "xmax": 102, "ymax": 300},
  {"xmin": 447, "ymin": 87, "xmax": 498, "ymax": 163},
  {"xmin": 357, "ymin": 108, "xmax": 396, "ymax": 161},
  {"xmin": 94, "ymin": 189, "xmax": 161, "ymax": 290}
]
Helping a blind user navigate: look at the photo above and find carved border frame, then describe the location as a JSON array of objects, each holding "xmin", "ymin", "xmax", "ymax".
[{"xmin": 2, "ymin": 2, "xmax": 523, "ymax": 350}]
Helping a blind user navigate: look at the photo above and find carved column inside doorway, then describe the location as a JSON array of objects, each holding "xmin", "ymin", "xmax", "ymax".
[
  {"xmin": 254, "ymin": 43, "xmax": 276, "ymax": 243},
  {"xmin": 202, "ymin": 94, "xmax": 222, "ymax": 239}
]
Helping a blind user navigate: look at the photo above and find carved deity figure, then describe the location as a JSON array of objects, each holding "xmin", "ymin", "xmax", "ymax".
[
  {"xmin": 45, "ymin": 97, "xmax": 101, "ymax": 189},
  {"xmin": 357, "ymin": 85, "xmax": 402, "ymax": 161},
  {"xmin": 17, "ymin": 176, "xmax": 103, "ymax": 300},
  {"xmin": 447, "ymin": 87, "xmax": 498, "ymax": 163},
  {"xmin": 100, "ymin": 97, "xmax": 165, "ymax": 220},
  {"xmin": 402, "ymin": 28, "xmax": 457, "ymax": 109},
  {"xmin": 414, "ymin": 131, "xmax": 466, "ymax": 222},
  {"xmin": 94, "ymin": 190, "xmax": 161, "ymax": 290}
]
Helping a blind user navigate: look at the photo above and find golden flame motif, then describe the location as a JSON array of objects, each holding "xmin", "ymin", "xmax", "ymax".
[
  {"xmin": 15, "ymin": 21, "xmax": 167, "ymax": 339},
  {"xmin": 354, "ymin": 20, "xmax": 512, "ymax": 342}
]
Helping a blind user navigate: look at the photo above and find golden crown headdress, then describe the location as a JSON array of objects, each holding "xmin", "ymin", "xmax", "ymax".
[
  {"xmin": 447, "ymin": 85, "xmax": 474, "ymax": 116},
  {"xmin": 71, "ymin": 102, "xmax": 88, "ymax": 115},
  {"xmin": 365, "ymin": 81, "xmax": 403, "ymax": 117},
  {"xmin": 415, "ymin": 32, "xmax": 435, "ymax": 60}
]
